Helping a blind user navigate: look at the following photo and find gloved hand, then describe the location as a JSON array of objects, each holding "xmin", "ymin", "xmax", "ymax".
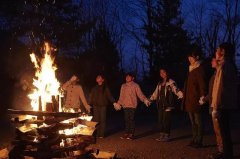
[
  {"xmin": 177, "ymin": 91, "xmax": 183, "ymax": 99},
  {"xmin": 70, "ymin": 75, "xmax": 78, "ymax": 82},
  {"xmin": 199, "ymin": 96, "xmax": 205, "ymax": 105},
  {"xmin": 144, "ymin": 99, "xmax": 151, "ymax": 107},
  {"xmin": 113, "ymin": 102, "xmax": 121, "ymax": 111},
  {"xmin": 85, "ymin": 104, "xmax": 91, "ymax": 113},
  {"xmin": 212, "ymin": 110, "xmax": 219, "ymax": 119}
]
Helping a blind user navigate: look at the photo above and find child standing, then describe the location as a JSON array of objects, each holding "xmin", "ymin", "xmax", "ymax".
[
  {"xmin": 89, "ymin": 74, "xmax": 117, "ymax": 138},
  {"xmin": 116, "ymin": 72, "xmax": 150, "ymax": 140},
  {"xmin": 150, "ymin": 68, "xmax": 183, "ymax": 142}
]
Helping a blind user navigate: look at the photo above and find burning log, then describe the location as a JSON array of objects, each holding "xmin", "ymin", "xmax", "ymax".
[
  {"xmin": 8, "ymin": 109, "xmax": 82, "ymax": 118},
  {"xmin": 39, "ymin": 96, "xmax": 42, "ymax": 111},
  {"xmin": 8, "ymin": 42, "xmax": 116, "ymax": 158},
  {"xmin": 52, "ymin": 95, "xmax": 59, "ymax": 112}
]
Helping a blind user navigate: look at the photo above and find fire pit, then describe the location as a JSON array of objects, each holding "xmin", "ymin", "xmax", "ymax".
[{"xmin": 7, "ymin": 42, "xmax": 116, "ymax": 159}]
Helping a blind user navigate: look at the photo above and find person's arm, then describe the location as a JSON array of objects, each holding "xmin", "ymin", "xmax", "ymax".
[
  {"xmin": 62, "ymin": 75, "xmax": 77, "ymax": 90},
  {"xmin": 117, "ymin": 85, "xmax": 124, "ymax": 106},
  {"xmin": 149, "ymin": 84, "xmax": 159, "ymax": 101},
  {"xmin": 135, "ymin": 84, "xmax": 147, "ymax": 102},
  {"xmin": 135, "ymin": 84, "xmax": 150, "ymax": 106},
  {"xmin": 62, "ymin": 80, "xmax": 71, "ymax": 91},
  {"xmin": 78, "ymin": 86, "xmax": 91, "ymax": 112},
  {"xmin": 88, "ymin": 87, "xmax": 94, "ymax": 106},
  {"xmin": 197, "ymin": 67, "xmax": 207, "ymax": 98},
  {"xmin": 168, "ymin": 80, "xmax": 183, "ymax": 99},
  {"xmin": 106, "ymin": 87, "xmax": 115, "ymax": 104}
]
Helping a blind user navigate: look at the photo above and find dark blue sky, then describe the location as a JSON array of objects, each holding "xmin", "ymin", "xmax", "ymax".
[{"xmin": 119, "ymin": 0, "xmax": 240, "ymax": 76}]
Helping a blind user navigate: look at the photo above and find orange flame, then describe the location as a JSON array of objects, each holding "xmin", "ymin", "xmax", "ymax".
[{"xmin": 28, "ymin": 42, "xmax": 62, "ymax": 111}]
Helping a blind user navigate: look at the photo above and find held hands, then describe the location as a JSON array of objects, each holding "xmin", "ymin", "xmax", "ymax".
[
  {"xmin": 113, "ymin": 102, "xmax": 121, "ymax": 111},
  {"xmin": 199, "ymin": 96, "xmax": 205, "ymax": 105},
  {"xmin": 85, "ymin": 104, "xmax": 91, "ymax": 113},
  {"xmin": 177, "ymin": 91, "xmax": 183, "ymax": 99},
  {"xmin": 212, "ymin": 110, "xmax": 219, "ymax": 119},
  {"xmin": 144, "ymin": 99, "xmax": 151, "ymax": 107}
]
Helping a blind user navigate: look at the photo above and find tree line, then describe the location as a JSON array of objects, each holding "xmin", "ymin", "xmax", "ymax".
[{"xmin": 0, "ymin": 0, "xmax": 239, "ymax": 115}]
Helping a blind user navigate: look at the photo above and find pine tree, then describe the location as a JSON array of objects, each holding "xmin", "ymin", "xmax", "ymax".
[{"xmin": 142, "ymin": 0, "xmax": 190, "ymax": 79}]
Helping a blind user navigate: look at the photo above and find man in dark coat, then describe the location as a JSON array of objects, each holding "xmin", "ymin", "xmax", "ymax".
[
  {"xmin": 182, "ymin": 46, "xmax": 207, "ymax": 148},
  {"xmin": 208, "ymin": 42, "xmax": 238, "ymax": 159}
]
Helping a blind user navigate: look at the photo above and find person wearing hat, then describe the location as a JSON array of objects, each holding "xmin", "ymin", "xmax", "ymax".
[
  {"xmin": 62, "ymin": 75, "xmax": 91, "ymax": 113},
  {"xmin": 116, "ymin": 72, "xmax": 150, "ymax": 140}
]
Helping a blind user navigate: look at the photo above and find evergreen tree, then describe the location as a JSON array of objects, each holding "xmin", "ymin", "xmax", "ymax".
[
  {"xmin": 0, "ymin": 0, "xmax": 94, "ymax": 53},
  {"xmin": 142, "ymin": 0, "xmax": 190, "ymax": 79},
  {"xmin": 91, "ymin": 24, "xmax": 120, "ymax": 86}
]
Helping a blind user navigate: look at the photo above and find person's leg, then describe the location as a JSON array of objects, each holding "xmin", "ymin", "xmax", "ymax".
[
  {"xmin": 124, "ymin": 108, "xmax": 130, "ymax": 134},
  {"xmin": 120, "ymin": 108, "xmax": 131, "ymax": 139},
  {"xmin": 158, "ymin": 107, "xmax": 164, "ymax": 132},
  {"xmin": 161, "ymin": 110, "xmax": 171, "ymax": 141},
  {"xmin": 156, "ymin": 107, "xmax": 164, "ymax": 141},
  {"xmin": 128, "ymin": 108, "xmax": 136, "ymax": 136},
  {"xmin": 188, "ymin": 112, "xmax": 197, "ymax": 145},
  {"xmin": 93, "ymin": 106, "xmax": 101, "ymax": 137},
  {"xmin": 194, "ymin": 113, "xmax": 203, "ymax": 146},
  {"xmin": 99, "ymin": 106, "xmax": 107, "ymax": 137},
  {"xmin": 164, "ymin": 111, "xmax": 171, "ymax": 135},
  {"xmin": 212, "ymin": 113, "xmax": 223, "ymax": 153},
  {"xmin": 217, "ymin": 110, "xmax": 233, "ymax": 159}
]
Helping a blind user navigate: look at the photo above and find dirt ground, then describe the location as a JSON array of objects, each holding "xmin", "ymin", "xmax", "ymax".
[{"xmin": 90, "ymin": 110, "xmax": 240, "ymax": 159}]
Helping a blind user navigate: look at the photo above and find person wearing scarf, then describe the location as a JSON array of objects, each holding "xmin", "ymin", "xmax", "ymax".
[{"xmin": 182, "ymin": 46, "xmax": 207, "ymax": 148}]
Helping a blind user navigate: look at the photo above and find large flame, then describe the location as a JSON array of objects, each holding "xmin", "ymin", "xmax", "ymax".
[{"xmin": 28, "ymin": 42, "xmax": 62, "ymax": 111}]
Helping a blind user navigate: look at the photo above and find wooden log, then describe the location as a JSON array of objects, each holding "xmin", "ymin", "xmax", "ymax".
[{"xmin": 8, "ymin": 109, "xmax": 82, "ymax": 118}]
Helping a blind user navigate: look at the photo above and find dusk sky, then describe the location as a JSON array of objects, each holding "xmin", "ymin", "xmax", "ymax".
[{"xmin": 119, "ymin": 0, "xmax": 240, "ymax": 76}]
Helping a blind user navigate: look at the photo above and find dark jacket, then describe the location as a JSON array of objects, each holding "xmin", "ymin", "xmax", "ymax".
[
  {"xmin": 218, "ymin": 59, "xmax": 238, "ymax": 110},
  {"xmin": 150, "ymin": 79, "xmax": 182, "ymax": 110},
  {"xmin": 182, "ymin": 65, "xmax": 207, "ymax": 113},
  {"xmin": 89, "ymin": 84, "xmax": 115, "ymax": 107}
]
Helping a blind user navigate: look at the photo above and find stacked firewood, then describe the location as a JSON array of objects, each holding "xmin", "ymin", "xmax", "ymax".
[{"xmin": 7, "ymin": 109, "xmax": 100, "ymax": 159}]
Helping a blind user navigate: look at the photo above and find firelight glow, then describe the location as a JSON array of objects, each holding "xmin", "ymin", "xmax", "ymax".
[{"xmin": 28, "ymin": 42, "xmax": 62, "ymax": 111}]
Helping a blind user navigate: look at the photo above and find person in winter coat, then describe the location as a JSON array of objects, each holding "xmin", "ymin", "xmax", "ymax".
[
  {"xmin": 182, "ymin": 46, "xmax": 207, "ymax": 148},
  {"xmin": 150, "ymin": 68, "xmax": 183, "ymax": 142},
  {"xmin": 62, "ymin": 75, "xmax": 91, "ymax": 113},
  {"xmin": 117, "ymin": 72, "xmax": 150, "ymax": 140},
  {"xmin": 89, "ymin": 74, "xmax": 118, "ymax": 138},
  {"xmin": 207, "ymin": 43, "xmax": 238, "ymax": 159}
]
